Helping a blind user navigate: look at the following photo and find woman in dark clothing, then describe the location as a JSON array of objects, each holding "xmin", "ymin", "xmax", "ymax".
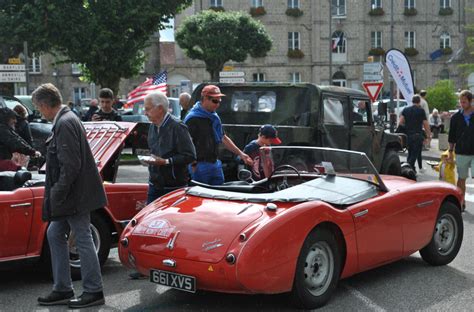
[
  {"xmin": 0, "ymin": 107, "xmax": 39, "ymax": 171},
  {"xmin": 13, "ymin": 104, "xmax": 33, "ymax": 145}
]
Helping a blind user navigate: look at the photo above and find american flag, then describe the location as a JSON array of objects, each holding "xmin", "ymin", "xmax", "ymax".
[{"xmin": 126, "ymin": 70, "xmax": 168, "ymax": 107}]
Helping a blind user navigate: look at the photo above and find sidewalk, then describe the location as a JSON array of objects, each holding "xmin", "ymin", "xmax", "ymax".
[{"xmin": 398, "ymin": 138, "xmax": 443, "ymax": 161}]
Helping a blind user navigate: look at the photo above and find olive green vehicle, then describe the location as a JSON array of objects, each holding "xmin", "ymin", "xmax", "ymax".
[{"xmin": 190, "ymin": 83, "xmax": 406, "ymax": 180}]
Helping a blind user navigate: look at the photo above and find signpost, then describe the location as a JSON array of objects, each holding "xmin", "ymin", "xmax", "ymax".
[
  {"xmin": 363, "ymin": 62, "xmax": 383, "ymax": 81},
  {"xmin": 362, "ymin": 81, "xmax": 384, "ymax": 103},
  {"xmin": 219, "ymin": 71, "xmax": 245, "ymax": 83}
]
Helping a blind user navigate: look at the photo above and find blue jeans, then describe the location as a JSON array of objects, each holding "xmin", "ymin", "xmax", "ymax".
[
  {"xmin": 147, "ymin": 183, "xmax": 183, "ymax": 204},
  {"xmin": 407, "ymin": 133, "xmax": 424, "ymax": 172},
  {"xmin": 189, "ymin": 160, "xmax": 224, "ymax": 185},
  {"xmin": 47, "ymin": 212, "xmax": 103, "ymax": 293}
]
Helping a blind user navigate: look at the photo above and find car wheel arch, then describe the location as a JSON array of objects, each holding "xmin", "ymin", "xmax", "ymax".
[{"xmin": 443, "ymin": 195, "xmax": 462, "ymax": 212}]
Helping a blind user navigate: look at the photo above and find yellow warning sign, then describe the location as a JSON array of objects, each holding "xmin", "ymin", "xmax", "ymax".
[{"xmin": 8, "ymin": 58, "xmax": 21, "ymax": 64}]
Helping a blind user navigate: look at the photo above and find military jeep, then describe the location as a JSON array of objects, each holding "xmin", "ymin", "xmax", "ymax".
[{"xmin": 191, "ymin": 83, "xmax": 405, "ymax": 180}]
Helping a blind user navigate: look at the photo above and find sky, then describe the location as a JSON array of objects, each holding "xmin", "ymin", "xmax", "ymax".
[{"xmin": 160, "ymin": 19, "xmax": 175, "ymax": 42}]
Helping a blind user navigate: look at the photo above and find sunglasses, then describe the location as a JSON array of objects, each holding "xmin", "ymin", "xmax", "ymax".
[{"xmin": 209, "ymin": 97, "xmax": 221, "ymax": 104}]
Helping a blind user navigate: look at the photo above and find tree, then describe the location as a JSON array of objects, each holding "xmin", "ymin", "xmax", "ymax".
[
  {"xmin": 175, "ymin": 10, "xmax": 272, "ymax": 81},
  {"xmin": 425, "ymin": 80, "xmax": 458, "ymax": 112},
  {"xmin": 0, "ymin": 0, "xmax": 192, "ymax": 94}
]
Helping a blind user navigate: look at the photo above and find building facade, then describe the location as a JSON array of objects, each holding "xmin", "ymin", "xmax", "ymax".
[
  {"xmin": 170, "ymin": 0, "xmax": 469, "ymax": 95},
  {"xmin": 5, "ymin": 0, "xmax": 472, "ymax": 102}
]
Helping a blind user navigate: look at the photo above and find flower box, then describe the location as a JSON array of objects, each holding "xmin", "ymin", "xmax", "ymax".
[
  {"xmin": 369, "ymin": 8, "xmax": 385, "ymax": 16},
  {"xmin": 369, "ymin": 47, "xmax": 386, "ymax": 56},
  {"xmin": 287, "ymin": 49, "xmax": 305, "ymax": 59},
  {"xmin": 250, "ymin": 6, "xmax": 266, "ymax": 17},
  {"xmin": 442, "ymin": 47, "xmax": 453, "ymax": 55},
  {"xmin": 286, "ymin": 7, "xmax": 303, "ymax": 17},
  {"xmin": 404, "ymin": 7, "xmax": 417, "ymax": 16},
  {"xmin": 439, "ymin": 7, "xmax": 453, "ymax": 15},
  {"xmin": 404, "ymin": 47, "xmax": 419, "ymax": 56},
  {"xmin": 209, "ymin": 6, "xmax": 225, "ymax": 12}
]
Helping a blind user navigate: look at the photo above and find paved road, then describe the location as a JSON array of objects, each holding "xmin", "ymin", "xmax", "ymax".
[{"xmin": 1, "ymin": 164, "xmax": 473, "ymax": 311}]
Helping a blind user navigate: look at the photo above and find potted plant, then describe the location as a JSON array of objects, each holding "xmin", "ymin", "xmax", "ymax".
[
  {"xmin": 369, "ymin": 7, "xmax": 385, "ymax": 16},
  {"xmin": 404, "ymin": 47, "xmax": 419, "ymax": 56},
  {"xmin": 250, "ymin": 6, "xmax": 266, "ymax": 17},
  {"xmin": 439, "ymin": 7, "xmax": 453, "ymax": 15},
  {"xmin": 441, "ymin": 47, "xmax": 453, "ymax": 55},
  {"xmin": 286, "ymin": 7, "xmax": 303, "ymax": 17},
  {"xmin": 369, "ymin": 47, "xmax": 385, "ymax": 56},
  {"xmin": 287, "ymin": 49, "xmax": 305, "ymax": 58},
  {"xmin": 403, "ymin": 7, "xmax": 417, "ymax": 16},
  {"xmin": 209, "ymin": 6, "xmax": 225, "ymax": 12}
]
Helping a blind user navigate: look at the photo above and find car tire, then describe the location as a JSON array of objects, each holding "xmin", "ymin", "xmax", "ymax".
[
  {"xmin": 291, "ymin": 227, "xmax": 341, "ymax": 309},
  {"xmin": 380, "ymin": 149, "xmax": 401, "ymax": 175},
  {"xmin": 420, "ymin": 201, "xmax": 463, "ymax": 266}
]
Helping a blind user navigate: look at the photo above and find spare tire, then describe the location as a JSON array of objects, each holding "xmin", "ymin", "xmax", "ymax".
[{"xmin": 380, "ymin": 149, "xmax": 401, "ymax": 175}]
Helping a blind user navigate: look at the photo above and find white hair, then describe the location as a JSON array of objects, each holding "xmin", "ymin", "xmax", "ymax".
[{"xmin": 145, "ymin": 92, "xmax": 169, "ymax": 111}]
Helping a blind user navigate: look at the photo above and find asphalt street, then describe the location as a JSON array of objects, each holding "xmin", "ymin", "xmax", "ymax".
[{"xmin": 1, "ymin": 162, "xmax": 473, "ymax": 311}]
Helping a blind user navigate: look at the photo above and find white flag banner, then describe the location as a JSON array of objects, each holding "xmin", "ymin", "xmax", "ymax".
[{"xmin": 385, "ymin": 49, "xmax": 415, "ymax": 106}]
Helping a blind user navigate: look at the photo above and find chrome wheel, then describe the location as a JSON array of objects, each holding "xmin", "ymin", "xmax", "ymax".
[
  {"xmin": 303, "ymin": 242, "xmax": 334, "ymax": 296},
  {"xmin": 68, "ymin": 224, "xmax": 101, "ymax": 268},
  {"xmin": 434, "ymin": 213, "xmax": 458, "ymax": 256}
]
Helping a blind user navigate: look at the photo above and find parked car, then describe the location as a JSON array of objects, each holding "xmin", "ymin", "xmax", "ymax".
[
  {"xmin": 0, "ymin": 122, "xmax": 148, "ymax": 278},
  {"xmin": 188, "ymin": 83, "xmax": 405, "ymax": 180},
  {"xmin": 119, "ymin": 146, "xmax": 463, "ymax": 309}
]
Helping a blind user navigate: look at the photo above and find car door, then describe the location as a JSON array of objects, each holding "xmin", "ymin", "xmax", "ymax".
[
  {"xmin": 0, "ymin": 188, "xmax": 35, "ymax": 259},
  {"xmin": 320, "ymin": 94, "xmax": 350, "ymax": 150},
  {"xmin": 350, "ymin": 98, "xmax": 375, "ymax": 160},
  {"xmin": 349, "ymin": 194, "xmax": 404, "ymax": 271}
]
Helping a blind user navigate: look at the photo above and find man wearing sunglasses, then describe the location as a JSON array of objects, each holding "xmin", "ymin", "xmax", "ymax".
[{"xmin": 184, "ymin": 85, "xmax": 253, "ymax": 185}]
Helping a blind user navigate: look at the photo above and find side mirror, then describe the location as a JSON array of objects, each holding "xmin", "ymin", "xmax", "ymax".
[{"xmin": 238, "ymin": 169, "xmax": 252, "ymax": 182}]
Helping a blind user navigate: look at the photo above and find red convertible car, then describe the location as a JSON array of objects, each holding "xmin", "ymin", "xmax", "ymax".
[
  {"xmin": 119, "ymin": 146, "xmax": 463, "ymax": 309},
  {"xmin": 0, "ymin": 122, "xmax": 148, "ymax": 278}
]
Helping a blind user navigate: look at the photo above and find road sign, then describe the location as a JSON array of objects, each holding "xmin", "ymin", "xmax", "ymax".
[
  {"xmin": 8, "ymin": 58, "xmax": 21, "ymax": 64},
  {"xmin": 0, "ymin": 64, "xmax": 25, "ymax": 71},
  {"xmin": 362, "ymin": 81, "xmax": 383, "ymax": 102},
  {"xmin": 363, "ymin": 62, "xmax": 383, "ymax": 81},
  {"xmin": 219, "ymin": 71, "xmax": 245, "ymax": 78},
  {"xmin": 219, "ymin": 77, "xmax": 245, "ymax": 83},
  {"xmin": 223, "ymin": 66, "xmax": 234, "ymax": 71},
  {"xmin": 0, "ymin": 71, "xmax": 26, "ymax": 83}
]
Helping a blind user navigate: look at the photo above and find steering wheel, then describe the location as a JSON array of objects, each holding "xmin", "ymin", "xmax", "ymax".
[{"xmin": 267, "ymin": 165, "xmax": 303, "ymax": 182}]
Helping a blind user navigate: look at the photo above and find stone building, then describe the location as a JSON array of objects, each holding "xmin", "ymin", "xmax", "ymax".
[{"xmin": 5, "ymin": 0, "xmax": 472, "ymax": 102}]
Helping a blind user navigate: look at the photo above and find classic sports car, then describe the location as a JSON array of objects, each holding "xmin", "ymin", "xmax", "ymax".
[
  {"xmin": 118, "ymin": 146, "xmax": 463, "ymax": 309},
  {"xmin": 0, "ymin": 122, "xmax": 148, "ymax": 278}
]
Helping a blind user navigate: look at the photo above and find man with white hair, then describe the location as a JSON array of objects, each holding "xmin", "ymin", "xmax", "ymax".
[
  {"xmin": 179, "ymin": 92, "xmax": 192, "ymax": 120},
  {"xmin": 143, "ymin": 92, "xmax": 196, "ymax": 204}
]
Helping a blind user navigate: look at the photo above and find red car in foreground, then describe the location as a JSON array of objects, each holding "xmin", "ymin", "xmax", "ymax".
[
  {"xmin": 119, "ymin": 146, "xmax": 463, "ymax": 309},
  {"xmin": 0, "ymin": 122, "xmax": 148, "ymax": 278}
]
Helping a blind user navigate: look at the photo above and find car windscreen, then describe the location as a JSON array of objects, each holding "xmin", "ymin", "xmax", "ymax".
[
  {"xmin": 216, "ymin": 86, "xmax": 313, "ymax": 126},
  {"xmin": 259, "ymin": 146, "xmax": 387, "ymax": 191}
]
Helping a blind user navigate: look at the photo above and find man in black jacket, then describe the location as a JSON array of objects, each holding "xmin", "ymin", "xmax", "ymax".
[
  {"xmin": 143, "ymin": 92, "xmax": 196, "ymax": 204},
  {"xmin": 92, "ymin": 88, "xmax": 122, "ymax": 121},
  {"xmin": 34, "ymin": 83, "xmax": 107, "ymax": 308},
  {"xmin": 448, "ymin": 90, "xmax": 474, "ymax": 211}
]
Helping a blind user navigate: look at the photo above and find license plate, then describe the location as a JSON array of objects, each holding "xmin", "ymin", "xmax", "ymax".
[{"xmin": 150, "ymin": 269, "xmax": 196, "ymax": 293}]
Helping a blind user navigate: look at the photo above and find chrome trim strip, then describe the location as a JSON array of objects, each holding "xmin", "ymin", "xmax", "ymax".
[
  {"xmin": 237, "ymin": 204, "xmax": 253, "ymax": 215},
  {"xmin": 167, "ymin": 231, "xmax": 180, "ymax": 250},
  {"xmin": 354, "ymin": 209, "xmax": 368, "ymax": 218},
  {"xmin": 10, "ymin": 202, "xmax": 32, "ymax": 208},
  {"xmin": 171, "ymin": 196, "xmax": 187, "ymax": 207},
  {"xmin": 417, "ymin": 200, "xmax": 434, "ymax": 208}
]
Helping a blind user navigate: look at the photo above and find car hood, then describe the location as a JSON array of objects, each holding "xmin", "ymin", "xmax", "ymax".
[
  {"xmin": 130, "ymin": 196, "xmax": 264, "ymax": 263},
  {"xmin": 83, "ymin": 122, "xmax": 137, "ymax": 176}
]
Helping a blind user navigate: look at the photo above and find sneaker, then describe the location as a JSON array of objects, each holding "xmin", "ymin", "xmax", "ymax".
[
  {"xmin": 38, "ymin": 290, "xmax": 74, "ymax": 306},
  {"xmin": 68, "ymin": 291, "xmax": 105, "ymax": 309},
  {"xmin": 419, "ymin": 168, "xmax": 426, "ymax": 173}
]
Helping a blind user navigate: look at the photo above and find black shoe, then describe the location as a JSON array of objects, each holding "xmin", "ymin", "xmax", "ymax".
[
  {"xmin": 38, "ymin": 290, "xmax": 74, "ymax": 306},
  {"xmin": 129, "ymin": 271, "xmax": 147, "ymax": 280},
  {"xmin": 68, "ymin": 291, "xmax": 105, "ymax": 308}
]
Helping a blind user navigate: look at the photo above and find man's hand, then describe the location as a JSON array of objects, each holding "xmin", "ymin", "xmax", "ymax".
[
  {"xmin": 240, "ymin": 153, "xmax": 253, "ymax": 166},
  {"xmin": 447, "ymin": 150, "xmax": 454, "ymax": 162},
  {"xmin": 91, "ymin": 114, "xmax": 102, "ymax": 121},
  {"xmin": 33, "ymin": 151, "xmax": 42, "ymax": 158},
  {"xmin": 146, "ymin": 154, "xmax": 167, "ymax": 166}
]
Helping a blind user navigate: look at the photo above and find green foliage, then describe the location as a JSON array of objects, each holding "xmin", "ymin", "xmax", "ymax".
[
  {"xmin": 441, "ymin": 47, "xmax": 453, "ymax": 55},
  {"xmin": 0, "ymin": 0, "xmax": 192, "ymax": 94},
  {"xmin": 176, "ymin": 10, "xmax": 272, "ymax": 81},
  {"xmin": 425, "ymin": 80, "xmax": 458, "ymax": 112},
  {"xmin": 439, "ymin": 7, "xmax": 453, "ymax": 16},
  {"xmin": 404, "ymin": 47, "xmax": 419, "ymax": 57},
  {"xmin": 285, "ymin": 8, "xmax": 303, "ymax": 17},
  {"xmin": 368, "ymin": 47, "xmax": 385, "ymax": 56},
  {"xmin": 368, "ymin": 8, "xmax": 385, "ymax": 16},
  {"xmin": 287, "ymin": 49, "xmax": 304, "ymax": 59},
  {"xmin": 209, "ymin": 6, "xmax": 225, "ymax": 12},
  {"xmin": 403, "ymin": 8, "xmax": 418, "ymax": 16}
]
